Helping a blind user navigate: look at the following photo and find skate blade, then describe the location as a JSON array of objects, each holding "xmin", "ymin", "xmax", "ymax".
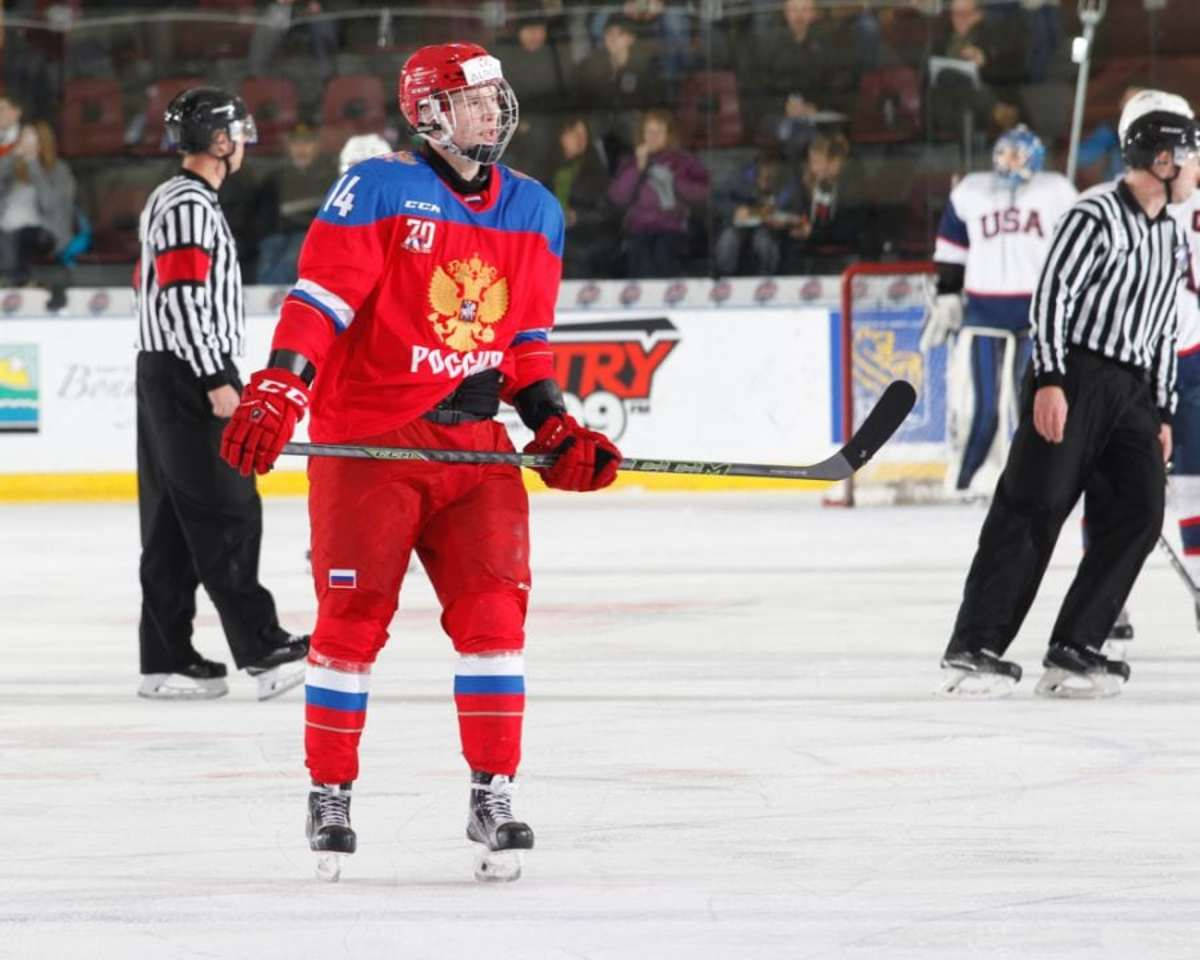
[
  {"xmin": 1033, "ymin": 668, "xmax": 1123, "ymax": 700},
  {"xmin": 255, "ymin": 663, "xmax": 305, "ymax": 701},
  {"xmin": 473, "ymin": 845, "xmax": 523, "ymax": 883},
  {"xmin": 137, "ymin": 675, "xmax": 228, "ymax": 700},
  {"xmin": 936, "ymin": 668, "xmax": 1017, "ymax": 699},
  {"xmin": 314, "ymin": 851, "xmax": 344, "ymax": 882}
]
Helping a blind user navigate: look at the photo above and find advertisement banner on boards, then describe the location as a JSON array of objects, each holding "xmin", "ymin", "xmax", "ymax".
[{"xmin": 0, "ymin": 308, "xmax": 833, "ymax": 475}]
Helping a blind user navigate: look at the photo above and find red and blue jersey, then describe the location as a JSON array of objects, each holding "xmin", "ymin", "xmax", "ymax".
[{"xmin": 273, "ymin": 150, "xmax": 564, "ymax": 443}]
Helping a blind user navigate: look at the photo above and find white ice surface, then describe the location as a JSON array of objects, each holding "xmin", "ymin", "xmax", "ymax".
[{"xmin": 4, "ymin": 493, "xmax": 1200, "ymax": 959}]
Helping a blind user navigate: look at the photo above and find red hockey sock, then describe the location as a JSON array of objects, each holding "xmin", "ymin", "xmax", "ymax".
[
  {"xmin": 305, "ymin": 654, "xmax": 371, "ymax": 784},
  {"xmin": 454, "ymin": 653, "xmax": 524, "ymax": 776}
]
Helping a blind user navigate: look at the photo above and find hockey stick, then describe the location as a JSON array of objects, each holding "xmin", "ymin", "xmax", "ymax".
[
  {"xmin": 281, "ymin": 379, "xmax": 917, "ymax": 482},
  {"xmin": 1157, "ymin": 534, "xmax": 1200, "ymax": 601}
]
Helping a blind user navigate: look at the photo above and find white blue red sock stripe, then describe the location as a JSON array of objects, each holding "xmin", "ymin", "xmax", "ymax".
[
  {"xmin": 306, "ymin": 662, "xmax": 370, "ymax": 733},
  {"xmin": 454, "ymin": 654, "xmax": 524, "ymax": 716}
]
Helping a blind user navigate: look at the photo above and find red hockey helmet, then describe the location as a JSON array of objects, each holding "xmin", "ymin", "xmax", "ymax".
[{"xmin": 399, "ymin": 43, "xmax": 519, "ymax": 166}]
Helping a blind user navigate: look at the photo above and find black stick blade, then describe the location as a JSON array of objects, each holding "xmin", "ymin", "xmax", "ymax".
[{"xmin": 840, "ymin": 380, "xmax": 917, "ymax": 469}]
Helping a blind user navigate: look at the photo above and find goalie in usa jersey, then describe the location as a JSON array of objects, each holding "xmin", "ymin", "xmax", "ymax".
[
  {"xmin": 924, "ymin": 126, "xmax": 1078, "ymax": 492},
  {"xmin": 219, "ymin": 43, "xmax": 621, "ymax": 883}
]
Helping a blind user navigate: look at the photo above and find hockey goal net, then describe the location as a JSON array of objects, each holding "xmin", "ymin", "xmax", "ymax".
[{"xmin": 829, "ymin": 261, "xmax": 1021, "ymax": 506}]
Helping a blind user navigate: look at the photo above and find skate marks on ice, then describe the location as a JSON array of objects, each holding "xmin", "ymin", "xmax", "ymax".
[{"xmin": 6, "ymin": 498, "xmax": 1200, "ymax": 957}]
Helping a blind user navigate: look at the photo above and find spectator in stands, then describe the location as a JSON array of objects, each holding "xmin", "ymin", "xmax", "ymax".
[
  {"xmin": 608, "ymin": 109, "xmax": 709, "ymax": 278},
  {"xmin": 1077, "ymin": 84, "xmax": 1144, "ymax": 184},
  {"xmin": 713, "ymin": 147, "xmax": 805, "ymax": 277},
  {"xmin": 0, "ymin": 111, "xmax": 77, "ymax": 296},
  {"xmin": 248, "ymin": 0, "xmax": 338, "ymax": 84},
  {"xmin": 256, "ymin": 123, "xmax": 337, "ymax": 284},
  {"xmin": 2, "ymin": 25, "xmax": 57, "ymax": 124},
  {"xmin": 930, "ymin": 0, "xmax": 1028, "ymax": 140},
  {"xmin": 588, "ymin": 0, "xmax": 694, "ymax": 89},
  {"xmin": 545, "ymin": 116, "xmax": 617, "ymax": 279},
  {"xmin": 1024, "ymin": 0, "xmax": 1063, "ymax": 83},
  {"xmin": 750, "ymin": 0, "xmax": 850, "ymax": 122},
  {"xmin": 781, "ymin": 132, "xmax": 878, "ymax": 271},
  {"xmin": 496, "ymin": 7, "xmax": 571, "ymax": 182},
  {"xmin": 574, "ymin": 14, "xmax": 666, "ymax": 171}
]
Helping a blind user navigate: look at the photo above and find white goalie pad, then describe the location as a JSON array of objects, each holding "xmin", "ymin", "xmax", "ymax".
[{"xmin": 944, "ymin": 326, "xmax": 1021, "ymax": 497}]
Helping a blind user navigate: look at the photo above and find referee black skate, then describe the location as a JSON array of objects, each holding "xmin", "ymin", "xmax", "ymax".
[
  {"xmin": 940, "ymin": 89, "xmax": 1200, "ymax": 699},
  {"xmin": 134, "ymin": 87, "xmax": 308, "ymax": 701}
]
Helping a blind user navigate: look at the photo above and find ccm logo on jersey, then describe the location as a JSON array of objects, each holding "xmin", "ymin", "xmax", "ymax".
[
  {"xmin": 411, "ymin": 346, "xmax": 503, "ymax": 378},
  {"xmin": 404, "ymin": 199, "xmax": 442, "ymax": 214}
]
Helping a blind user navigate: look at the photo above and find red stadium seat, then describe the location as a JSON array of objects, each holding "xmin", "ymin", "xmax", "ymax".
[
  {"xmin": 676, "ymin": 71, "xmax": 743, "ymax": 149},
  {"xmin": 77, "ymin": 182, "xmax": 157, "ymax": 264},
  {"xmin": 134, "ymin": 76, "xmax": 206, "ymax": 154},
  {"xmin": 59, "ymin": 78, "xmax": 125, "ymax": 157},
  {"xmin": 241, "ymin": 76, "xmax": 300, "ymax": 152},
  {"xmin": 319, "ymin": 75, "xmax": 388, "ymax": 154},
  {"xmin": 851, "ymin": 67, "xmax": 922, "ymax": 144}
]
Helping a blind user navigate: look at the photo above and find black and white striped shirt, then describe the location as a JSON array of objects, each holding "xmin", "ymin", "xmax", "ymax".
[
  {"xmin": 1031, "ymin": 178, "xmax": 1186, "ymax": 418},
  {"xmin": 134, "ymin": 171, "xmax": 244, "ymax": 388}
]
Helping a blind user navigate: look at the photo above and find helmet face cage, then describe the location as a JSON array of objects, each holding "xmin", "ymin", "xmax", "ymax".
[
  {"xmin": 992, "ymin": 126, "xmax": 1044, "ymax": 187},
  {"xmin": 415, "ymin": 77, "xmax": 518, "ymax": 166},
  {"xmin": 227, "ymin": 115, "xmax": 258, "ymax": 146}
]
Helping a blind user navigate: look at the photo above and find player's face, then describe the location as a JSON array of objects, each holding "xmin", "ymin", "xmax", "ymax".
[{"xmin": 449, "ymin": 84, "xmax": 502, "ymax": 149}]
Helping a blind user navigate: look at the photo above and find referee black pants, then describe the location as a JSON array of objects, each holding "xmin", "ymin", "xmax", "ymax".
[
  {"xmin": 947, "ymin": 350, "xmax": 1165, "ymax": 658},
  {"xmin": 136, "ymin": 352, "xmax": 279, "ymax": 673}
]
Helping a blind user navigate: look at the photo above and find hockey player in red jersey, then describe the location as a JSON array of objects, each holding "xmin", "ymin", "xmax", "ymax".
[{"xmin": 219, "ymin": 42, "xmax": 621, "ymax": 882}]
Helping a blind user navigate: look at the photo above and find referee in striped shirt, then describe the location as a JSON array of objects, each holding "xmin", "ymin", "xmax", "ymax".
[
  {"xmin": 135, "ymin": 87, "xmax": 307, "ymax": 701},
  {"xmin": 940, "ymin": 90, "xmax": 1200, "ymax": 699}
]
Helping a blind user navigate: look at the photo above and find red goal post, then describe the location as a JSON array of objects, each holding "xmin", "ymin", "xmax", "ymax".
[
  {"xmin": 831, "ymin": 260, "xmax": 1025, "ymax": 506},
  {"xmin": 829, "ymin": 260, "xmax": 938, "ymax": 506}
]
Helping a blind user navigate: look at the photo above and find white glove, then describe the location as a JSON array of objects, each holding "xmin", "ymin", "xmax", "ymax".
[{"xmin": 920, "ymin": 294, "xmax": 963, "ymax": 352}]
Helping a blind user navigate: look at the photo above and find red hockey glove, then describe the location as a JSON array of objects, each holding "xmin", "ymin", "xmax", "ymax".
[
  {"xmin": 220, "ymin": 369, "xmax": 310, "ymax": 477},
  {"xmin": 524, "ymin": 415, "xmax": 621, "ymax": 492}
]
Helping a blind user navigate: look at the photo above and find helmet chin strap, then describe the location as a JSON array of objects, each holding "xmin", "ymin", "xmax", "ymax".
[{"xmin": 1155, "ymin": 163, "xmax": 1181, "ymax": 204}]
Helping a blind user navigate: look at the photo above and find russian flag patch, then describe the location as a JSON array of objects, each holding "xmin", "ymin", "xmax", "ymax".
[{"xmin": 329, "ymin": 568, "xmax": 357, "ymax": 589}]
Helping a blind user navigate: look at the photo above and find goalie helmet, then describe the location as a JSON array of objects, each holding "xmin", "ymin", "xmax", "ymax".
[
  {"xmin": 1119, "ymin": 89, "xmax": 1199, "ymax": 170},
  {"xmin": 398, "ymin": 43, "xmax": 519, "ymax": 165},
  {"xmin": 165, "ymin": 87, "xmax": 257, "ymax": 154},
  {"xmin": 992, "ymin": 125, "xmax": 1045, "ymax": 187}
]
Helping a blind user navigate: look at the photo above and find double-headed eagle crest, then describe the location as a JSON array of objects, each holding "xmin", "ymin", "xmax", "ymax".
[{"xmin": 427, "ymin": 254, "xmax": 510, "ymax": 352}]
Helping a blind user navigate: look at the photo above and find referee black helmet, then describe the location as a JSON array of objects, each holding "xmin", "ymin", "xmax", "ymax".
[
  {"xmin": 165, "ymin": 87, "xmax": 258, "ymax": 154},
  {"xmin": 1119, "ymin": 89, "xmax": 1199, "ymax": 172}
]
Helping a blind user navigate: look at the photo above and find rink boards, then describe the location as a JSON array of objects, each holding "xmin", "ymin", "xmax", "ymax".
[{"xmin": 0, "ymin": 279, "xmax": 936, "ymax": 500}]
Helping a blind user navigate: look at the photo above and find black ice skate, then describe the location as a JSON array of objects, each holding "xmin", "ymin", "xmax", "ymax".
[
  {"xmin": 1035, "ymin": 642, "xmax": 1131, "ymax": 699},
  {"xmin": 307, "ymin": 781, "xmax": 355, "ymax": 882},
  {"xmin": 938, "ymin": 649, "xmax": 1022, "ymax": 698},
  {"xmin": 138, "ymin": 656, "xmax": 228, "ymax": 700},
  {"xmin": 467, "ymin": 771, "xmax": 534, "ymax": 883},
  {"xmin": 246, "ymin": 631, "xmax": 309, "ymax": 700}
]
